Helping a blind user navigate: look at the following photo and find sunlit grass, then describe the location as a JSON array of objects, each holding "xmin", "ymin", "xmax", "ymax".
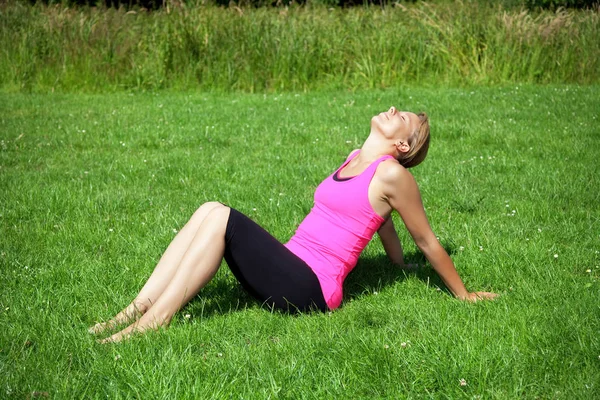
[{"xmin": 1, "ymin": 86, "xmax": 599, "ymax": 398}]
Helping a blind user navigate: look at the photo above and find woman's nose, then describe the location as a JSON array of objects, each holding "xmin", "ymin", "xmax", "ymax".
[{"xmin": 389, "ymin": 106, "xmax": 396, "ymax": 115}]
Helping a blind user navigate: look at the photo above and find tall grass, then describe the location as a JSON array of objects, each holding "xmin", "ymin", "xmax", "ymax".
[{"xmin": 0, "ymin": 1, "xmax": 598, "ymax": 92}]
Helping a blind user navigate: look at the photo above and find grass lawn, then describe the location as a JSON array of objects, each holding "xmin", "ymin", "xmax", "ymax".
[{"xmin": 1, "ymin": 86, "xmax": 599, "ymax": 398}]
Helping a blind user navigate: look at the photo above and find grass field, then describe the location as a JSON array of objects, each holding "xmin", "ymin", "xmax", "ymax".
[{"xmin": 1, "ymin": 86, "xmax": 599, "ymax": 398}]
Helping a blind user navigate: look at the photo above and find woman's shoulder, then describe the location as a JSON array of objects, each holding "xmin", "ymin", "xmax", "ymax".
[
  {"xmin": 376, "ymin": 158, "xmax": 410, "ymax": 180},
  {"xmin": 374, "ymin": 159, "xmax": 419, "ymax": 196}
]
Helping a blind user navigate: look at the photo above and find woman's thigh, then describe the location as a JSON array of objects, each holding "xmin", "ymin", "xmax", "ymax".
[{"xmin": 223, "ymin": 208, "xmax": 327, "ymax": 313}]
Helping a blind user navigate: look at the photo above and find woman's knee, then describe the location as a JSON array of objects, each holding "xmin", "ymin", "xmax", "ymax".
[
  {"xmin": 190, "ymin": 202, "xmax": 223, "ymax": 222},
  {"xmin": 196, "ymin": 201, "xmax": 223, "ymax": 214},
  {"xmin": 204, "ymin": 205, "xmax": 231, "ymax": 226}
]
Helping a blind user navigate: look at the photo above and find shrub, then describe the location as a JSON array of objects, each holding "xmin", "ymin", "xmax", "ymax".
[
  {"xmin": 1, "ymin": 2, "xmax": 598, "ymax": 92},
  {"xmin": 525, "ymin": 0, "xmax": 598, "ymax": 9}
]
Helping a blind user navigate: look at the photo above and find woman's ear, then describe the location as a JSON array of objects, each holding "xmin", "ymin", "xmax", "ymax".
[{"xmin": 395, "ymin": 140, "xmax": 410, "ymax": 154}]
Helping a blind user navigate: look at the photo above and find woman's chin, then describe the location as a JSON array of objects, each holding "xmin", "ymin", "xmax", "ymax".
[{"xmin": 370, "ymin": 116, "xmax": 382, "ymax": 129}]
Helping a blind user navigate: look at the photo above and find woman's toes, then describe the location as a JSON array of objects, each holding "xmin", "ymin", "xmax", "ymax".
[
  {"xmin": 88, "ymin": 322, "xmax": 105, "ymax": 335},
  {"xmin": 88, "ymin": 321, "xmax": 116, "ymax": 335}
]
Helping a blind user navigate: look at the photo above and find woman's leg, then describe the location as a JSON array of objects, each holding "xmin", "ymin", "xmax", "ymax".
[
  {"xmin": 99, "ymin": 205, "xmax": 230, "ymax": 343},
  {"xmin": 89, "ymin": 201, "xmax": 224, "ymax": 334},
  {"xmin": 223, "ymin": 208, "xmax": 327, "ymax": 313}
]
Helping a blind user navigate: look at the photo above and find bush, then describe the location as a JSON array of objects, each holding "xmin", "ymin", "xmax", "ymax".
[
  {"xmin": 2, "ymin": 2, "xmax": 598, "ymax": 92},
  {"xmin": 28, "ymin": 0, "xmax": 600, "ymax": 9},
  {"xmin": 525, "ymin": 0, "xmax": 598, "ymax": 9}
]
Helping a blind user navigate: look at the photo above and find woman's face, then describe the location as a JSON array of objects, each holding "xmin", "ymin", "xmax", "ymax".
[{"xmin": 371, "ymin": 106, "xmax": 421, "ymax": 141}]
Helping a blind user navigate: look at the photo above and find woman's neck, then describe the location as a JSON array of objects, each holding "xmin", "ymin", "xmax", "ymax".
[{"xmin": 357, "ymin": 133, "xmax": 397, "ymax": 163}]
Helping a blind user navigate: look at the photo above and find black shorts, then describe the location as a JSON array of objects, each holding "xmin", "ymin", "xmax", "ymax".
[{"xmin": 223, "ymin": 208, "xmax": 328, "ymax": 313}]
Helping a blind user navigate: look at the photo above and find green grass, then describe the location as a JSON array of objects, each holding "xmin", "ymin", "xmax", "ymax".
[
  {"xmin": 1, "ymin": 86, "xmax": 599, "ymax": 398},
  {"xmin": 1, "ymin": 2, "xmax": 599, "ymax": 93}
]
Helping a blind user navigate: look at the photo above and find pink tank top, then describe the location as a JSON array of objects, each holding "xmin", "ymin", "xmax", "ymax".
[{"xmin": 285, "ymin": 151, "xmax": 395, "ymax": 309}]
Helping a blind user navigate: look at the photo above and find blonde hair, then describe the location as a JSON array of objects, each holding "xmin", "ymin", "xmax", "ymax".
[{"xmin": 398, "ymin": 112, "xmax": 430, "ymax": 168}]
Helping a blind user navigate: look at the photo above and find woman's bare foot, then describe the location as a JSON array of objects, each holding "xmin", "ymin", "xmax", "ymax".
[
  {"xmin": 97, "ymin": 325, "xmax": 141, "ymax": 344},
  {"xmin": 88, "ymin": 301, "xmax": 148, "ymax": 335},
  {"xmin": 98, "ymin": 311, "xmax": 169, "ymax": 344},
  {"xmin": 88, "ymin": 321, "xmax": 118, "ymax": 335}
]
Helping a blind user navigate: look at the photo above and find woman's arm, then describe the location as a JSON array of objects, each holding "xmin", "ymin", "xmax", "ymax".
[
  {"xmin": 380, "ymin": 163, "xmax": 497, "ymax": 301},
  {"xmin": 377, "ymin": 217, "xmax": 405, "ymax": 267},
  {"xmin": 378, "ymin": 218, "xmax": 422, "ymax": 270}
]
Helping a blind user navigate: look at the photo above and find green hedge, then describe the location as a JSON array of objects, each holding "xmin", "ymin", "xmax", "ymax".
[
  {"xmin": 30, "ymin": 0, "xmax": 600, "ymax": 9},
  {"xmin": 1, "ymin": 2, "xmax": 598, "ymax": 92},
  {"xmin": 525, "ymin": 0, "xmax": 598, "ymax": 9}
]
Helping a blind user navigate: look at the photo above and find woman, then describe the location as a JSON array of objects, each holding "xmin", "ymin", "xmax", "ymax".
[{"xmin": 90, "ymin": 106, "xmax": 498, "ymax": 343}]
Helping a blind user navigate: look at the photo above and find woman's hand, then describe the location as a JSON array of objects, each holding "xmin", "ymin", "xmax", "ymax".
[{"xmin": 461, "ymin": 292, "xmax": 499, "ymax": 302}]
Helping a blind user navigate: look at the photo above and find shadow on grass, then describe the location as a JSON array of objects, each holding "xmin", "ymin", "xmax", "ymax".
[
  {"xmin": 338, "ymin": 237, "xmax": 461, "ymax": 302},
  {"xmin": 344, "ymin": 252, "xmax": 448, "ymax": 302},
  {"xmin": 182, "ymin": 278, "xmax": 256, "ymax": 320},
  {"xmin": 181, "ymin": 245, "xmax": 459, "ymax": 321}
]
